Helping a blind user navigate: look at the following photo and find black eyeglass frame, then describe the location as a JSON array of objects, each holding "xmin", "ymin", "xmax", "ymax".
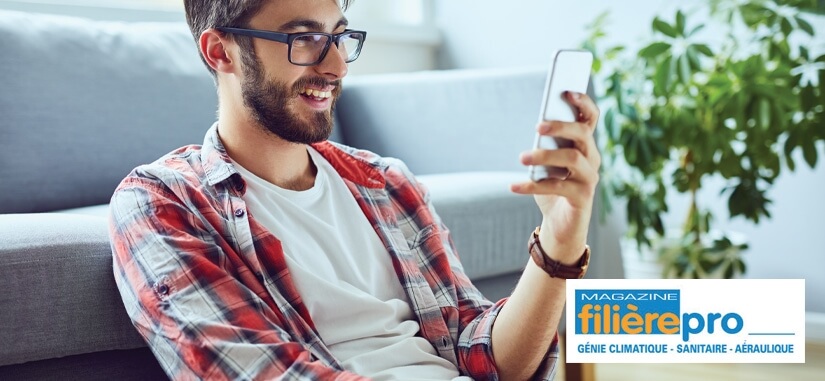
[{"xmin": 216, "ymin": 27, "xmax": 367, "ymax": 66}]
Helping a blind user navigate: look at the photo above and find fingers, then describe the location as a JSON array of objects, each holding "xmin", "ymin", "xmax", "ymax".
[
  {"xmin": 510, "ymin": 177, "xmax": 593, "ymax": 205},
  {"xmin": 511, "ymin": 91, "xmax": 602, "ymax": 201},
  {"xmin": 537, "ymin": 121, "xmax": 599, "ymax": 168},
  {"xmin": 519, "ymin": 148, "xmax": 599, "ymax": 185},
  {"xmin": 534, "ymin": 90, "xmax": 602, "ymax": 171},
  {"xmin": 511, "ymin": 155, "xmax": 598, "ymax": 208},
  {"xmin": 565, "ymin": 91, "xmax": 600, "ymax": 129}
]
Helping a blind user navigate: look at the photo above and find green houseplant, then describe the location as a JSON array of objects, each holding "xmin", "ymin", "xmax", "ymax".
[{"xmin": 583, "ymin": 0, "xmax": 825, "ymax": 278}]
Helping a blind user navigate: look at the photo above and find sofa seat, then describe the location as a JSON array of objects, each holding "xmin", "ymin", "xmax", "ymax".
[{"xmin": 0, "ymin": 171, "xmax": 539, "ymax": 377}]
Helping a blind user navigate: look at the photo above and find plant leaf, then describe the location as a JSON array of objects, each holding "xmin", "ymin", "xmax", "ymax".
[
  {"xmin": 723, "ymin": 263, "xmax": 734, "ymax": 279},
  {"xmin": 699, "ymin": 257, "xmax": 724, "ymax": 274},
  {"xmin": 693, "ymin": 43, "xmax": 714, "ymax": 56},
  {"xmin": 781, "ymin": 18, "xmax": 793, "ymax": 36},
  {"xmin": 758, "ymin": 99, "xmax": 771, "ymax": 130},
  {"xmin": 679, "ymin": 54, "xmax": 691, "ymax": 83},
  {"xmin": 727, "ymin": 178, "xmax": 772, "ymax": 223},
  {"xmin": 673, "ymin": 167, "xmax": 691, "ymax": 192},
  {"xmin": 802, "ymin": 138, "xmax": 819, "ymax": 167},
  {"xmin": 606, "ymin": 46, "xmax": 626, "ymax": 59},
  {"xmin": 676, "ymin": 10, "xmax": 686, "ymax": 35},
  {"xmin": 687, "ymin": 46, "xmax": 701, "ymax": 70},
  {"xmin": 655, "ymin": 57, "xmax": 673, "ymax": 94},
  {"xmin": 787, "ymin": 152, "xmax": 797, "ymax": 171},
  {"xmin": 653, "ymin": 17, "xmax": 679, "ymax": 38},
  {"xmin": 604, "ymin": 107, "xmax": 616, "ymax": 140},
  {"xmin": 735, "ymin": 259, "xmax": 747, "ymax": 275},
  {"xmin": 687, "ymin": 24, "xmax": 705, "ymax": 37},
  {"xmin": 639, "ymin": 42, "xmax": 671, "ymax": 59},
  {"xmin": 796, "ymin": 16, "xmax": 815, "ymax": 36},
  {"xmin": 800, "ymin": 46, "xmax": 810, "ymax": 61},
  {"xmin": 784, "ymin": 129, "xmax": 798, "ymax": 156}
]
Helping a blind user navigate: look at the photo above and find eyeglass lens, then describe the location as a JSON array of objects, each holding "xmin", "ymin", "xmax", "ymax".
[{"xmin": 291, "ymin": 32, "xmax": 364, "ymax": 64}]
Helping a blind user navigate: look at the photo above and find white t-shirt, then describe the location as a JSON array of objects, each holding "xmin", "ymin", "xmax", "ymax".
[{"xmin": 232, "ymin": 147, "xmax": 471, "ymax": 381}]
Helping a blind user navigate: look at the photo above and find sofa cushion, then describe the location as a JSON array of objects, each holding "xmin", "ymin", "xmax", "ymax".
[
  {"xmin": 0, "ymin": 9, "xmax": 350, "ymax": 214},
  {"xmin": 0, "ymin": 213, "xmax": 145, "ymax": 366},
  {"xmin": 336, "ymin": 67, "xmax": 546, "ymax": 176},
  {"xmin": 0, "ymin": 10, "xmax": 218, "ymax": 213},
  {"xmin": 56, "ymin": 204, "xmax": 110, "ymax": 217}
]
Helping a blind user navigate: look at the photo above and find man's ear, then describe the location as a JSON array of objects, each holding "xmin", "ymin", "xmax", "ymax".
[{"xmin": 199, "ymin": 29, "xmax": 237, "ymax": 74}]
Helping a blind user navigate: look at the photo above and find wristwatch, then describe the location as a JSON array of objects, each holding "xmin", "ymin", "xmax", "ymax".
[{"xmin": 528, "ymin": 226, "xmax": 590, "ymax": 279}]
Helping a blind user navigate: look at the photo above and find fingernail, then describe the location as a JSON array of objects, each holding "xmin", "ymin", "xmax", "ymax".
[
  {"xmin": 520, "ymin": 152, "xmax": 532, "ymax": 164},
  {"xmin": 510, "ymin": 184, "xmax": 523, "ymax": 192},
  {"xmin": 538, "ymin": 122, "xmax": 552, "ymax": 134},
  {"xmin": 570, "ymin": 91, "xmax": 582, "ymax": 100}
]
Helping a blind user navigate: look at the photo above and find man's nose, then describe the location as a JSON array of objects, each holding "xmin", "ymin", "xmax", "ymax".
[{"xmin": 315, "ymin": 43, "xmax": 348, "ymax": 79}]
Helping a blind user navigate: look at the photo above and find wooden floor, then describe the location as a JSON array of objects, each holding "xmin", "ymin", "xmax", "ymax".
[{"xmin": 557, "ymin": 340, "xmax": 825, "ymax": 381}]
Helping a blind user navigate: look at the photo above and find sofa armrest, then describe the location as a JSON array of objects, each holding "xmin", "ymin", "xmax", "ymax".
[{"xmin": 0, "ymin": 213, "xmax": 144, "ymax": 367}]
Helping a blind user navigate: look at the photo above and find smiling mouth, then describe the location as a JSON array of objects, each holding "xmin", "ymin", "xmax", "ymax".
[{"xmin": 299, "ymin": 87, "xmax": 333, "ymax": 101}]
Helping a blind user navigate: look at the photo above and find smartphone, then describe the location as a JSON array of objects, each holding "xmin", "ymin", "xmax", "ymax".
[{"xmin": 529, "ymin": 49, "xmax": 594, "ymax": 182}]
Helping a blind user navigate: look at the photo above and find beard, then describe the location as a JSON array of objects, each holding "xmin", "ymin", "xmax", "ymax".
[{"xmin": 240, "ymin": 54, "xmax": 340, "ymax": 145}]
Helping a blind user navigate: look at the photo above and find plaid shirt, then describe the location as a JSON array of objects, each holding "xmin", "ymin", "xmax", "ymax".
[{"xmin": 109, "ymin": 124, "xmax": 559, "ymax": 380}]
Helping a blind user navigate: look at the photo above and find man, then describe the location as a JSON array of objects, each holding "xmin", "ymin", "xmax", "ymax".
[{"xmin": 108, "ymin": 0, "xmax": 601, "ymax": 379}]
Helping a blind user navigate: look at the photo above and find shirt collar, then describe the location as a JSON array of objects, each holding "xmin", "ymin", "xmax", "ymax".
[
  {"xmin": 310, "ymin": 141, "xmax": 386, "ymax": 189},
  {"xmin": 201, "ymin": 122, "xmax": 239, "ymax": 187},
  {"xmin": 200, "ymin": 122, "xmax": 386, "ymax": 189}
]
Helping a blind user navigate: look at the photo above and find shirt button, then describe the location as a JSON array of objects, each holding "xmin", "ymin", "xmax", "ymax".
[
  {"xmin": 157, "ymin": 284, "xmax": 169, "ymax": 295},
  {"xmin": 234, "ymin": 208, "xmax": 245, "ymax": 217}
]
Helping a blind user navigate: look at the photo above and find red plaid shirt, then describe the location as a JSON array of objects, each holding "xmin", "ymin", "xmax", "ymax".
[{"xmin": 109, "ymin": 124, "xmax": 559, "ymax": 380}]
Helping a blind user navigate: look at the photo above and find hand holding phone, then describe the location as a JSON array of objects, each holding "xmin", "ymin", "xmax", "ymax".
[{"xmin": 529, "ymin": 50, "xmax": 594, "ymax": 182}]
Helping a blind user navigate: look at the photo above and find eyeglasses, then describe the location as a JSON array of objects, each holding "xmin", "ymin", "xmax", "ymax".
[{"xmin": 216, "ymin": 27, "xmax": 367, "ymax": 66}]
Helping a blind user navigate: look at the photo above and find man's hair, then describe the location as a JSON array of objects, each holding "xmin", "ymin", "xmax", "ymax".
[{"xmin": 183, "ymin": 0, "xmax": 353, "ymax": 79}]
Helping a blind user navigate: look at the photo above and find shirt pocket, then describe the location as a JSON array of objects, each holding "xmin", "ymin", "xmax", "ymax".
[
  {"xmin": 147, "ymin": 263, "xmax": 271, "ymax": 342},
  {"xmin": 407, "ymin": 224, "xmax": 459, "ymax": 310}
]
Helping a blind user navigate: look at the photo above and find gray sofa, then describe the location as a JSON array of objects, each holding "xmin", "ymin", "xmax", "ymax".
[{"xmin": 0, "ymin": 9, "xmax": 563, "ymax": 380}]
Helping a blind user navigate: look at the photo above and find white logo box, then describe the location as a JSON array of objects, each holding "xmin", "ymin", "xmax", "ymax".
[{"xmin": 565, "ymin": 279, "xmax": 805, "ymax": 363}]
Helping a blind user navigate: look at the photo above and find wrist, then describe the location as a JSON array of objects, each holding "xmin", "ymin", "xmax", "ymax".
[
  {"xmin": 537, "ymin": 224, "xmax": 588, "ymax": 265},
  {"xmin": 529, "ymin": 226, "xmax": 590, "ymax": 279}
]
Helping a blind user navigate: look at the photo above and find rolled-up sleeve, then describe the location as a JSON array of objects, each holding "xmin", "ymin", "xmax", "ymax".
[{"xmin": 409, "ymin": 168, "xmax": 560, "ymax": 381}]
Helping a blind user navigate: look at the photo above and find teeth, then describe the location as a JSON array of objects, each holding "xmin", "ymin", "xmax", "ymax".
[{"xmin": 302, "ymin": 88, "xmax": 332, "ymax": 99}]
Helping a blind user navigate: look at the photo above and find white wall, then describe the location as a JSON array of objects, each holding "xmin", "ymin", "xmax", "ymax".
[
  {"xmin": 436, "ymin": 0, "xmax": 691, "ymax": 70},
  {"xmin": 0, "ymin": 0, "xmax": 440, "ymax": 75},
  {"xmin": 434, "ymin": 0, "xmax": 825, "ymax": 313}
]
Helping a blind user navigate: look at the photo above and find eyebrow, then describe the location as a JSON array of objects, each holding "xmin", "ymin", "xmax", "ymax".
[{"xmin": 278, "ymin": 17, "xmax": 349, "ymax": 32}]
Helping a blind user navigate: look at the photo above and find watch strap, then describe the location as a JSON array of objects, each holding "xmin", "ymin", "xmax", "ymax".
[{"xmin": 528, "ymin": 227, "xmax": 590, "ymax": 279}]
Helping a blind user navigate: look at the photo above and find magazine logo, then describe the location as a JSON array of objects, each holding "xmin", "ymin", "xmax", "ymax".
[
  {"xmin": 576, "ymin": 289, "xmax": 744, "ymax": 341},
  {"xmin": 566, "ymin": 279, "xmax": 805, "ymax": 363}
]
